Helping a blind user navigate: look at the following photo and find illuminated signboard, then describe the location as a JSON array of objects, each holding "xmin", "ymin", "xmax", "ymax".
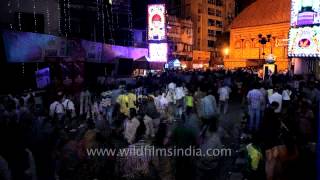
[
  {"xmin": 288, "ymin": 26, "xmax": 320, "ymax": 57},
  {"xmin": 148, "ymin": 4, "xmax": 166, "ymax": 41},
  {"xmin": 149, "ymin": 43, "xmax": 168, "ymax": 62},
  {"xmin": 291, "ymin": 0, "xmax": 320, "ymax": 27}
]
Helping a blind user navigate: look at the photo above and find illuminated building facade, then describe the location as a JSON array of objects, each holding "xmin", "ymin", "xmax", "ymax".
[
  {"xmin": 148, "ymin": 4, "xmax": 168, "ymax": 63},
  {"xmin": 167, "ymin": 15, "xmax": 193, "ymax": 66},
  {"xmin": 225, "ymin": 0, "xmax": 291, "ymax": 71},
  {"xmin": 167, "ymin": 0, "xmax": 236, "ymax": 66}
]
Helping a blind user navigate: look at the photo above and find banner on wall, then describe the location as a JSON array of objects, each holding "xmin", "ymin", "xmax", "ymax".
[{"xmin": 148, "ymin": 4, "xmax": 166, "ymax": 41}]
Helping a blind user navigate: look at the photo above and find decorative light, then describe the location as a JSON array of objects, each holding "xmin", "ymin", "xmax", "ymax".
[
  {"xmin": 46, "ymin": 0, "xmax": 51, "ymax": 34},
  {"xmin": 57, "ymin": 0, "xmax": 61, "ymax": 35},
  {"xmin": 101, "ymin": 0, "xmax": 105, "ymax": 43},
  {"xmin": 8, "ymin": 0, "xmax": 13, "ymax": 29},
  {"xmin": 17, "ymin": 0, "xmax": 22, "ymax": 31},
  {"xmin": 106, "ymin": 2, "xmax": 113, "ymax": 40},
  {"xmin": 22, "ymin": 63, "xmax": 25, "ymax": 77},
  {"xmin": 96, "ymin": 0, "xmax": 100, "ymax": 25},
  {"xmin": 32, "ymin": 0, "xmax": 37, "ymax": 32},
  {"xmin": 67, "ymin": 0, "xmax": 71, "ymax": 33},
  {"xmin": 63, "ymin": 0, "xmax": 67, "ymax": 36}
]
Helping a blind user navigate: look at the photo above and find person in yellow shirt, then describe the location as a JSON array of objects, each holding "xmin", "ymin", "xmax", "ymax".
[
  {"xmin": 117, "ymin": 89, "xmax": 137, "ymax": 117},
  {"xmin": 185, "ymin": 92, "xmax": 194, "ymax": 108},
  {"xmin": 116, "ymin": 93, "xmax": 129, "ymax": 116},
  {"xmin": 127, "ymin": 89, "xmax": 137, "ymax": 111}
]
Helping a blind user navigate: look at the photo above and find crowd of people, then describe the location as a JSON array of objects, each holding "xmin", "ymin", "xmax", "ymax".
[{"xmin": 0, "ymin": 69, "xmax": 318, "ymax": 180}]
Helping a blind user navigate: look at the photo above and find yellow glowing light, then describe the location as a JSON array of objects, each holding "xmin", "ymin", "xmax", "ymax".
[{"xmin": 223, "ymin": 48, "xmax": 229, "ymax": 56}]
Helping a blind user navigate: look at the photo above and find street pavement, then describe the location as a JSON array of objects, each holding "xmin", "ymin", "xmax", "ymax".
[{"xmin": 217, "ymin": 101, "xmax": 246, "ymax": 180}]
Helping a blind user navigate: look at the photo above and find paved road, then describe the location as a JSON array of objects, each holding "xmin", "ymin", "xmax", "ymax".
[{"xmin": 218, "ymin": 101, "xmax": 246, "ymax": 180}]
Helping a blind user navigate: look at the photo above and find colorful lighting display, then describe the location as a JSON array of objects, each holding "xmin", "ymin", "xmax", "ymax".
[
  {"xmin": 148, "ymin": 43, "xmax": 168, "ymax": 62},
  {"xmin": 288, "ymin": 26, "xmax": 320, "ymax": 57},
  {"xmin": 290, "ymin": 0, "xmax": 320, "ymax": 27},
  {"xmin": 2, "ymin": 31, "xmax": 148, "ymax": 63},
  {"xmin": 148, "ymin": 4, "xmax": 166, "ymax": 41}
]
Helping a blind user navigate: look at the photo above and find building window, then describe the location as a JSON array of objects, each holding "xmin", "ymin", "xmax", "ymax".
[
  {"xmin": 216, "ymin": 31, "xmax": 222, "ymax": 35},
  {"xmin": 216, "ymin": 10, "xmax": 222, "ymax": 17},
  {"xmin": 198, "ymin": 16, "xmax": 201, "ymax": 22},
  {"xmin": 208, "ymin": 30, "xmax": 215, "ymax": 37},
  {"xmin": 208, "ymin": 19, "xmax": 215, "ymax": 26},
  {"xmin": 208, "ymin": 8, "xmax": 215, "ymax": 16},
  {"xmin": 208, "ymin": 0, "xmax": 222, "ymax": 6},
  {"xmin": 198, "ymin": 27, "xmax": 201, "ymax": 33},
  {"xmin": 208, "ymin": 40, "xmax": 215, "ymax": 48},
  {"xmin": 216, "ymin": 21, "xmax": 222, "ymax": 28},
  {"xmin": 216, "ymin": 0, "xmax": 223, "ymax": 6}
]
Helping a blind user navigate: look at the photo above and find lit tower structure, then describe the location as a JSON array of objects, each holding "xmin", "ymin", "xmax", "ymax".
[{"xmin": 147, "ymin": 4, "xmax": 168, "ymax": 65}]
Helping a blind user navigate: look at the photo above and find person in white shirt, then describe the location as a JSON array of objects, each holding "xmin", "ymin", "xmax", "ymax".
[
  {"xmin": 268, "ymin": 88, "xmax": 283, "ymax": 113},
  {"xmin": 101, "ymin": 91, "xmax": 113, "ymax": 124},
  {"xmin": 49, "ymin": 92, "xmax": 65, "ymax": 121},
  {"xmin": 282, "ymin": 85, "xmax": 292, "ymax": 112},
  {"xmin": 175, "ymin": 83, "xmax": 187, "ymax": 118},
  {"xmin": 199, "ymin": 90, "xmax": 218, "ymax": 121},
  {"xmin": 166, "ymin": 85, "xmax": 176, "ymax": 105},
  {"xmin": 62, "ymin": 94, "xmax": 76, "ymax": 118},
  {"xmin": 168, "ymin": 82, "xmax": 176, "ymax": 91},
  {"xmin": 154, "ymin": 91, "xmax": 168, "ymax": 114},
  {"xmin": 218, "ymin": 84, "xmax": 231, "ymax": 114},
  {"xmin": 124, "ymin": 108, "xmax": 140, "ymax": 144},
  {"xmin": 247, "ymin": 84, "xmax": 264, "ymax": 131}
]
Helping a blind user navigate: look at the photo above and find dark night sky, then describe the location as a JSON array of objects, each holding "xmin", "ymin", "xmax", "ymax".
[{"xmin": 131, "ymin": 0, "xmax": 166, "ymax": 29}]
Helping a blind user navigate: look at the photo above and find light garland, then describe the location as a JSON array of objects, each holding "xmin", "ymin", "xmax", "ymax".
[
  {"xmin": 8, "ymin": 0, "xmax": 13, "ymax": 29},
  {"xmin": 57, "ymin": 0, "xmax": 61, "ymax": 35},
  {"xmin": 63, "ymin": 0, "xmax": 67, "ymax": 36},
  {"xmin": 101, "ymin": 0, "xmax": 105, "ymax": 43},
  {"xmin": 96, "ymin": 0, "xmax": 100, "ymax": 26},
  {"xmin": 67, "ymin": 0, "xmax": 71, "ymax": 33},
  {"xmin": 32, "ymin": 0, "xmax": 37, "ymax": 32},
  {"xmin": 110, "ymin": 2, "xmax": 114, "ymax": 33},
  {"xmin": 17, "ymin": 0, "xmax": 22, "ymax": 31},
  {"xmin": 22, "ymin": 63, "xmax": 25, "ymax": 77},
  {"xmin": 46, "ymin": 0, "xmax": 51, "ymax": 34},
  {"xmin": 105, "ymin": 2, "xmax": 113, "ymax": 42}
]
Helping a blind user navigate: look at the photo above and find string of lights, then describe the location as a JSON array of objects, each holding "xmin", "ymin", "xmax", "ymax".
[
  {"xmin": 67, "ymin": 0, "xmax": 71, "ymax": 33},
  {"xmin": 46, "ymin": 0, "xmax": 51, "ymax": 34},
  {"xmin": 101, "ymin": 0, "xmax": 105, "ymax": 43},
  {"xmin": 105, "ymin": 2, "xmax": 113, "ymax": 43},
  {"xmin": 8, "ymin": 0, "xmax": 13, "ymax": 30},
  {"xmin": 57, "ymin": 0, "xmax": 61, "ymax": 35},
  {"xmin": 17, "ymin": 0, "xmax": 22, "ymax": 31},
  {"xmin": 110, "ymin": 1, "xmax": 114, "ymax": 35},
  {"xmin": 96, "ymin": 0, "xmax": 100, "ymax": 28},
  {"xmin": 63, "ymin": 0, "xmax": 67, "ymax": 36},
  {"xmin": 32, "ymin": 0, "xmax": 37, "ymax": 32},
  {"xmin": 22, "ymin": 63, "xmax": 25, "ymax": 77}
]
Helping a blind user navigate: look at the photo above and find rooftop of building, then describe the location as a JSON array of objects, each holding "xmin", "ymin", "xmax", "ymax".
[{"xmin": 231, "ymin": 0, "xmax": 290, "ymax": 29}]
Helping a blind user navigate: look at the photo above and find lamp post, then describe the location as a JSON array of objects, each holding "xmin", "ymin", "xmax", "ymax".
[{"xmin": 258, "ymin": 34, "xmax": 272, "ymax": 59}]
